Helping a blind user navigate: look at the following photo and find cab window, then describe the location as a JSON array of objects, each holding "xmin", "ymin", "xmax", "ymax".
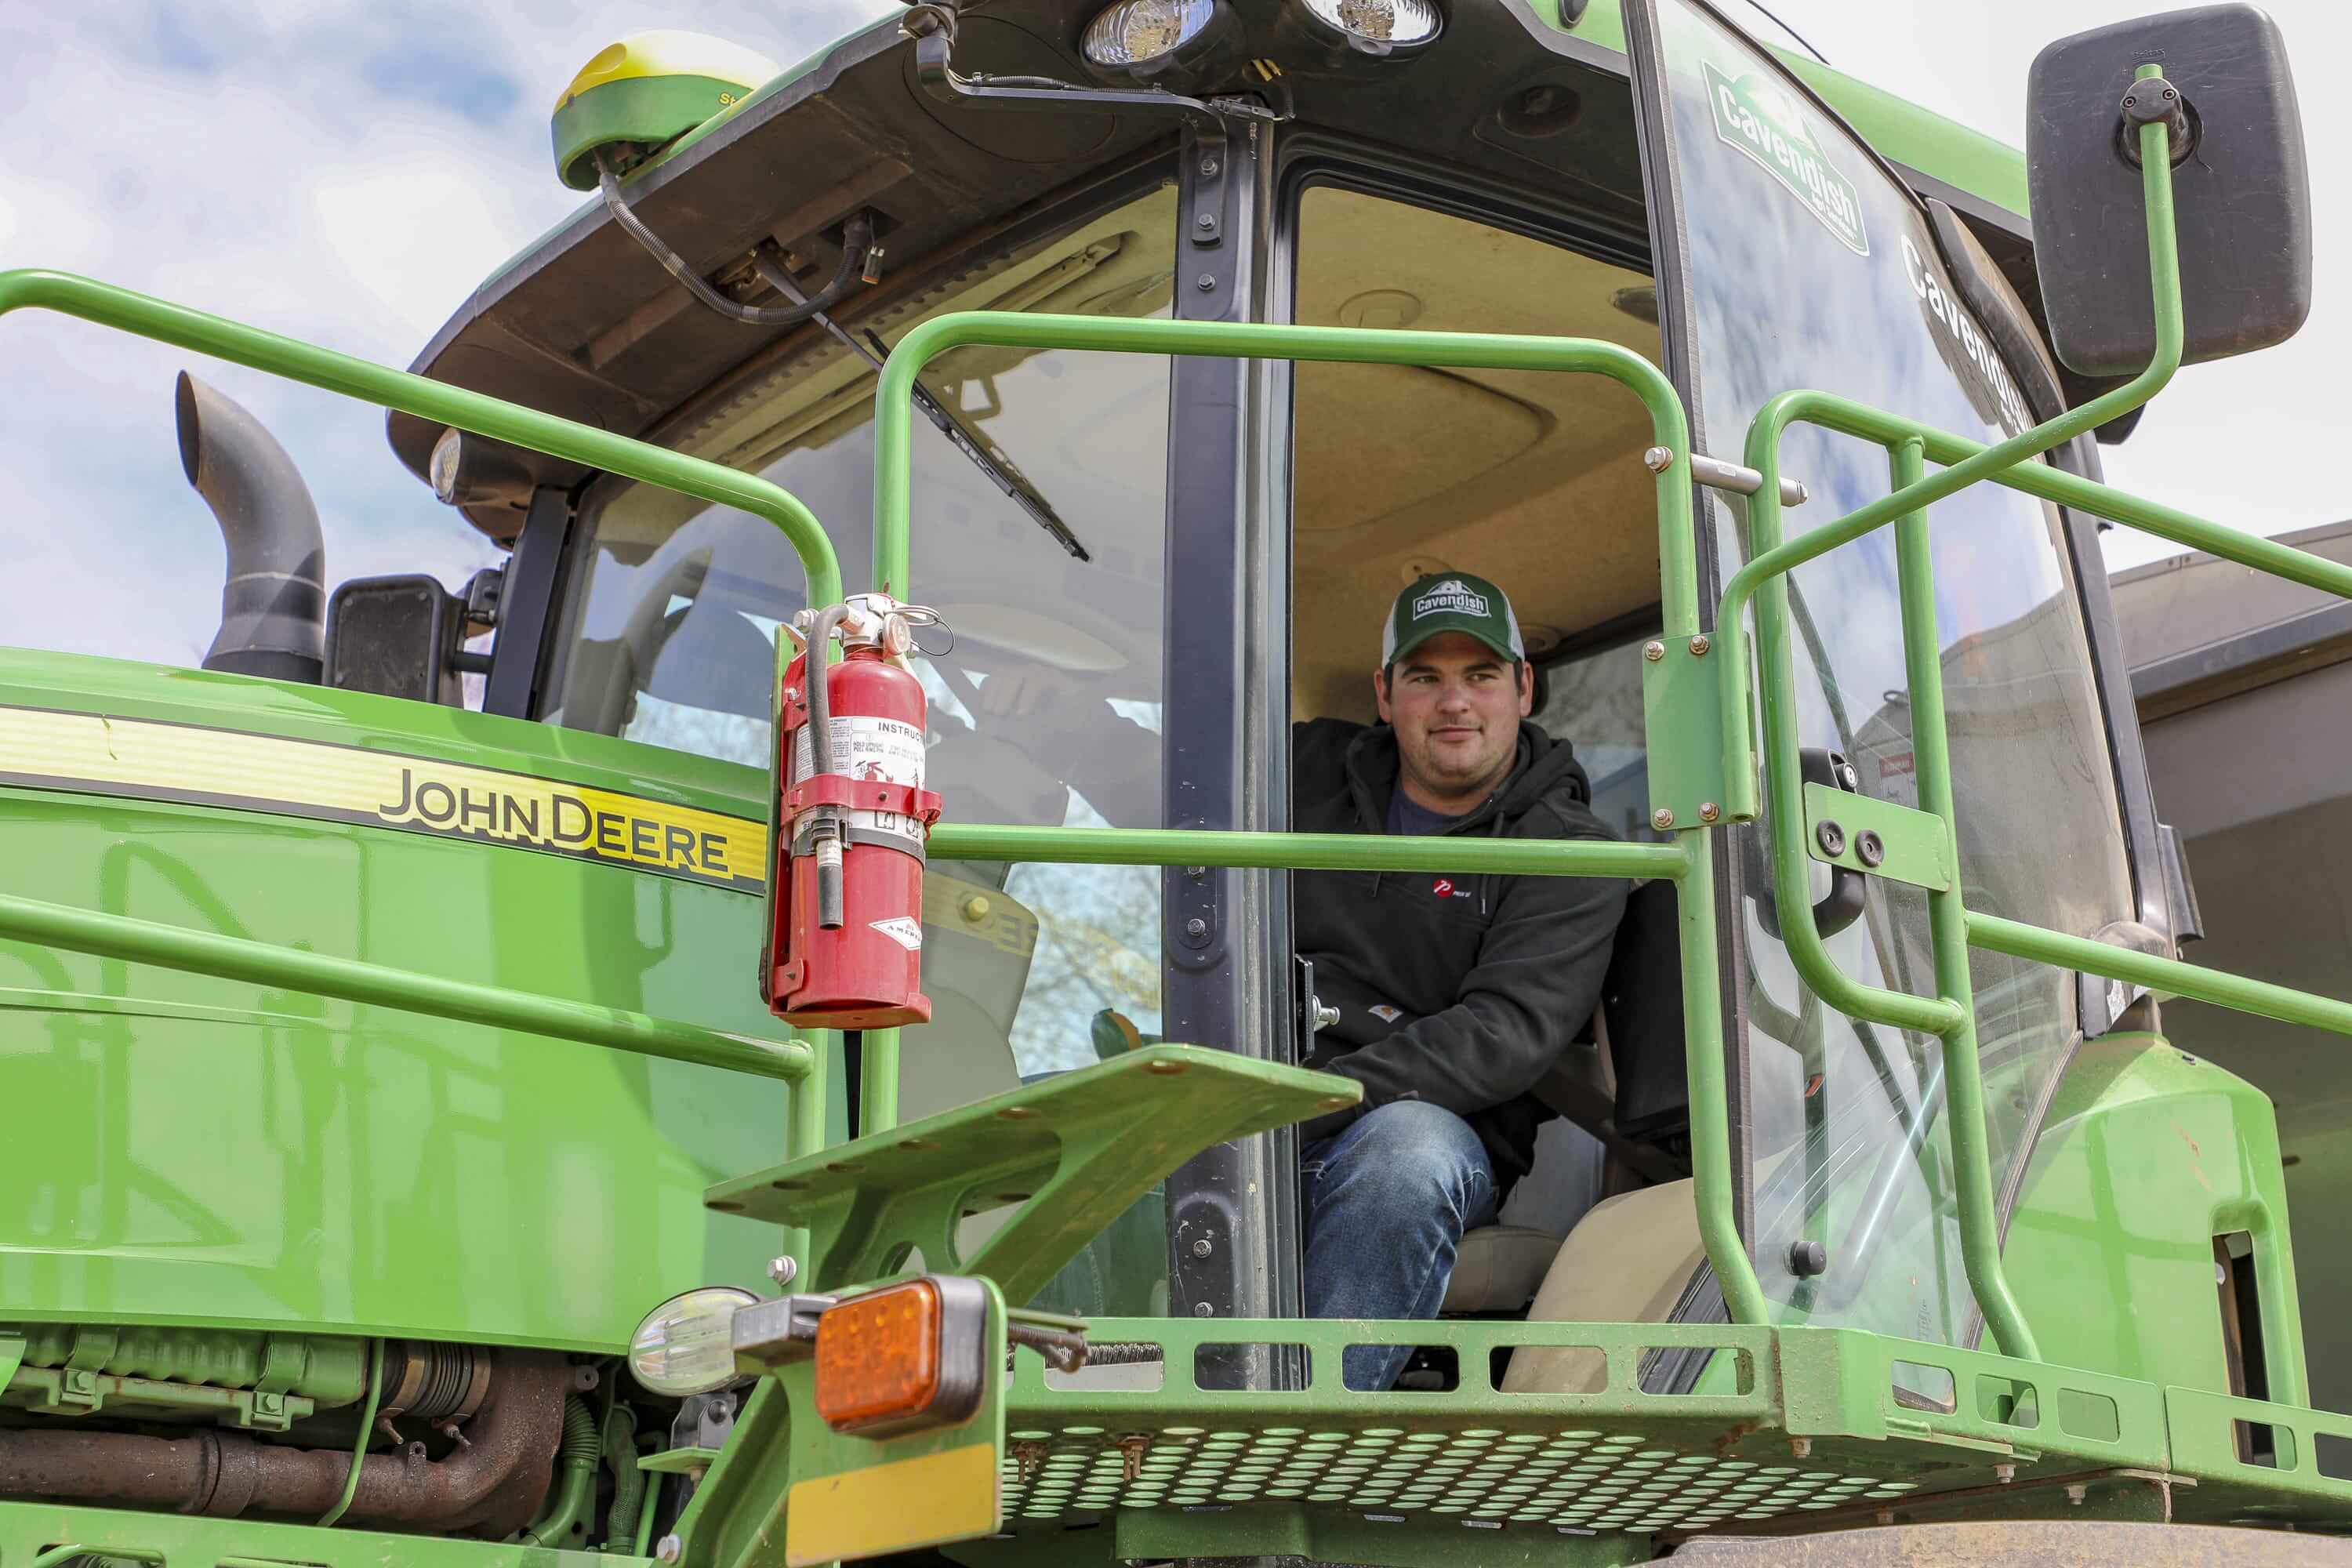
[{"xmin": 539, "ymin": 181, "xmax": 1180, "ymax": 1142}]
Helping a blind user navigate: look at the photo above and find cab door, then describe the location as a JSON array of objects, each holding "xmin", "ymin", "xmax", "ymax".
[{"xmin": 1621, "ymin": 0, "xmax": 2138, "ymax": 1347}]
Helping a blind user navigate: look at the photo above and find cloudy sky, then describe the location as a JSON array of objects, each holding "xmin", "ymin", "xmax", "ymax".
[{"xmin": 0, "ymin": 0, "xmax": 2339, "ymax": 673}]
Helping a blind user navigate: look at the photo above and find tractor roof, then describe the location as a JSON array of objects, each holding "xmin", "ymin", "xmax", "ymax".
[{"xmin": 390, "ymin": 0, "xmax": 2038, "ymax": 540}]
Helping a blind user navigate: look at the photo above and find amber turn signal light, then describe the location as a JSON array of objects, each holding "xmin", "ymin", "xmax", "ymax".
[{"xmin": 812, "ymin": 1276, "xmax": 988, "ymax": 1436}]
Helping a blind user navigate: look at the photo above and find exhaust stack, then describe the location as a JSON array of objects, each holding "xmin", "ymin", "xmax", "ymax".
[{"xmin": 176, "ymin": 371, "xmax": 325, "ymax": 683}]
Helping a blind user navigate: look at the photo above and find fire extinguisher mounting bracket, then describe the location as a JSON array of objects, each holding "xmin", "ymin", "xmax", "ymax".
[{"xmin": 785, "ymin": 778, "xmax": 943, "ymax": 824}]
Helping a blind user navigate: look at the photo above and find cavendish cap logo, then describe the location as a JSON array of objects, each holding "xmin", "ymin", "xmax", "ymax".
[
  {"xmin": 1704, "ymin": 61, "xmax": 1868, "ymax": 256},
  {"xmin": 1412, "ymin": 579, "xmax": 1490, "ymax": 620}
]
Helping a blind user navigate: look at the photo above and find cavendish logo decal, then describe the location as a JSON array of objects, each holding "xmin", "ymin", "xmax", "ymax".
[
  {"xmin": 1704, "ymin": 61, "xmax": 1869, "ymax": 256},
  {"xmin": 0, "ymin": 705, "xmax": 764, "ymax": 891},
  {"xmin": 1412, "ymin": 579, "xmax": 1490, "ymax": 620}
]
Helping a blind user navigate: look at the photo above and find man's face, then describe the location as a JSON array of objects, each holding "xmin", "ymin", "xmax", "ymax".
[{"xmin": 1375, "ymin": 631, "xmax": 1534, "ymax": 808}]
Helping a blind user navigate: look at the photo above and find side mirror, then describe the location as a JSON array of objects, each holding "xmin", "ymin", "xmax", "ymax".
[
  {"xmin": 325, "ymin": 571, "xmax": 499, "ymax": 705},
  {"xmin": 2027, "ymin": 4, "xmax": 2311, "ymax": 377}
]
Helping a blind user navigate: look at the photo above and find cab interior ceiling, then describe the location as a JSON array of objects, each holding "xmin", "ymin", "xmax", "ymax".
[{"xmin": 1290, "ymin": 188, "xmax": 1661, "ymax": 724}]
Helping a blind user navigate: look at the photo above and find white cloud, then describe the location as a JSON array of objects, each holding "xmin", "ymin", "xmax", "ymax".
[{"xmin": 314, "ymin": 167, "xmax": 520, "ymax": 340}]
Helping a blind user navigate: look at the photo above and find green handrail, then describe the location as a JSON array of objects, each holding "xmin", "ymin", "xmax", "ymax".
[
  {"xmin": 0, "ymin": 269, "xmax": 845, "ymax": 613},
  {"xmin": 1719, "ymin": 105, "xmax": 2352, "ymax": 1361},
  {"xmin": 0, "ymin": 267, "xmax": 837, "ymax": 1110},
  {"xmin": 876, "ymin": 311, "xmax": 1772, "ymax": 1325},
  {"xmin": 0, "ymin": 889, "xmax": 811, "ymax": 1081}
]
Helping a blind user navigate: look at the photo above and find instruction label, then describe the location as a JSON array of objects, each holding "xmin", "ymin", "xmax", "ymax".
[{"xmin": 791, "ymin": 714, "xmax": 927, "ymax": 853}]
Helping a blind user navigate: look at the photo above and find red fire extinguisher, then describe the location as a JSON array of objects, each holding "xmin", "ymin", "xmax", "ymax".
[{"xmin": 763, "ymin": 594, "xmax": 943, "ymax": 1029}]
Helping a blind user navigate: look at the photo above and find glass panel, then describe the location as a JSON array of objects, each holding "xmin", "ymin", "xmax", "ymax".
[
  {"xmin": 1644, "ymin": 1, "xmax": 2134, "ymax": 1341},
  {"xmin": 540, "ymin": 186, "xmax": 1179, "ymax": 1315},
  {"xmin": 1533, "ymin": 635, "xmax": 1664, "ymax": 847}
]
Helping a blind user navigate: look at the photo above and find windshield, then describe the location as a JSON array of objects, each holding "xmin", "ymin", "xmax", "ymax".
[
  {"xmin": 1646, "ymin": 0, "xmax": 2134, "ymax": 1345},
  {"xmin": 543, "ymin": 186, "xmax": 1180, "ymax": 1193}
]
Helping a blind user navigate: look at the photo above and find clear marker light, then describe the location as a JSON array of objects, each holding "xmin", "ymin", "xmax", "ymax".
[
  {"xmin": 1081, "ymin": 0, "xmax": 1216, "ymax": 67},
  {"xmin": 629, "ymin": 1285, "xmax": 759, "ymax": 1397},
  {"xmin": 1301, "ymin": 0, "xmax": 1441, "ymax": 49}
]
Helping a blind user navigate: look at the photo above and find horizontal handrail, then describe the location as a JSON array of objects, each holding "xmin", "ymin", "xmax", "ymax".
[
  {"xmin": 0, "ymin": 270, "xmax": 845, "ymax": 612},
  {"xmin": 870, "ymin": 312, "xmax": 1704, "ymax": 637},
  {"xmin": 1969, "ymin": 913, "xmax": 2352, "ymax": 1036},
  {"xmin": 0, "ymin": 890, "xmax": 811, "ymax": 1082},
  {"xmin": 927, "ymin": 823, "xmax": 1686, "ymax": 880}
]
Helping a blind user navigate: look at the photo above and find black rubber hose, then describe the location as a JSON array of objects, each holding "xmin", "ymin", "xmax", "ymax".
[
  {"xmin": 595, "ymin": 150, "xmax": 873, "ymax": 329},
  {"xmin": 801, "ymin": 605, "xmax": 852, "ymax": 929},
  {"xmin": 176, "ymin": 371, "xmax": 325, "ymax": 683}
]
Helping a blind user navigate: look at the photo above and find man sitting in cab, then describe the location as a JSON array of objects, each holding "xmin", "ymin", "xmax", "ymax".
[
  {"xmin": 981, "ymin": 571, "xmax": 1626, "ymax": 1388},
  {"xmin": 1287, "ymin": 572, "xmax": 1626, "ymax": 1388}
]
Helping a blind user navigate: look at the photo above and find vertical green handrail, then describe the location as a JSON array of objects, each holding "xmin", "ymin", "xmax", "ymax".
[{"xmin": 1890, "ymin": 435, "xmax": 2039, "ymax": 1361}]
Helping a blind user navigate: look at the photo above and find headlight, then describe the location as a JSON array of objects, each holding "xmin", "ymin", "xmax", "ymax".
[
  {"xmin": 1081, "ymin": 0, "xmax": 1221, "ymax": 71},
  {"xmin": 1298, "ymin": 0, "xmax": 1442, "ymax": 53},
  {"xmin": 629, "ymin": 1285, "xmax": 759, "ymax": 1396}
]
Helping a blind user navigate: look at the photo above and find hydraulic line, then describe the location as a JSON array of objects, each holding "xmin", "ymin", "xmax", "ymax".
[
  {"xmin": 519, "ymin": 1395, "xmax": 602, "ymax": 1547},
  {"xmin": 595, "ymin": 148, "xmax": 873, "ymax": 330},
  {"xmin": 602, "ymin": 1405, "xmax": 647, "ymax": 1555}
]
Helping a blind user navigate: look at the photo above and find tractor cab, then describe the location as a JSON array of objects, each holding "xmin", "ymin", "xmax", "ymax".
[
  {"xmin": 405, "ymin": 0, "xmax": 2142, "ymax": 1381},
  {"xmin": 9, "ymin": 0, "xmax": 2352, "ymax": 1562}
]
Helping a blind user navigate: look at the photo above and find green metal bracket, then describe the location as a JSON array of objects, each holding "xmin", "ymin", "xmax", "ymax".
[
  {"xmin": 706, "ymin": 1045, "xmax": 1359, "ymax": 1306},
  {"xmin": 5, "ymin": 1366, "xmax": 314, "ymax": 1431},
  {"xmin": 1802, "ymin": 782, "xmax": 1951, "ymax": 892},
  {"xmin": 1640, "ymin": 635, "xmax": 1743, "ymax": 831},
  {"xmin": 640, "ymin": 1446, "xmax": 727, "ymax": 1475},
  {"xmin": 677, "ymin": 1279, "xmax": 1011, "ymax": 1568}
]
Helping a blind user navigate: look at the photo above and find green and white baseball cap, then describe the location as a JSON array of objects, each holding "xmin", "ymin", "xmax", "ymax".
[{"xmin": 1381, "ymin": 571, "xmax": 1525, "ymax": 666}]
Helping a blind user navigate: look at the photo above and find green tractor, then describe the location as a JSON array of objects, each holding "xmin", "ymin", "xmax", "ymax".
[{"xmin": 4, "ymin": 1, "xmax": 2349, "ymax": 1563}]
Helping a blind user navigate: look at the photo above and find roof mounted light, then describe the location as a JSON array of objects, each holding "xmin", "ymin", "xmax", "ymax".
[
  {"xmin": 1079, "ymin": 0, "xmax": 1239, "ymax": 82},
  {"xmin": 1295, "ymin": 0, "xmax": 1441, "ymax": 55}
]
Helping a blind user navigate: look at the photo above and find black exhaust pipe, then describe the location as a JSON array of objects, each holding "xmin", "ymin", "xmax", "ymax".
[{"xmin": 176, "ymin": 371, "xmax": 325, "ymax": 683}]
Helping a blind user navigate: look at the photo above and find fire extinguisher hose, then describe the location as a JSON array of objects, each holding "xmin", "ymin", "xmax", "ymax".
[{"xmin": 802, "ymin": 603, "xmax": 853, "ymax": 929}]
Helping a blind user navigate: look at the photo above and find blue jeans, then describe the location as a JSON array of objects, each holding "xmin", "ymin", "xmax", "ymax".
[{"xmin": 1302, "ymin": 1102, "xmax": 1497, "ymax": 1390}]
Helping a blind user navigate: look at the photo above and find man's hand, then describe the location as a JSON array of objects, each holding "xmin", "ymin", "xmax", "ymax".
[{"xmin": 976, "ymin": 661, "xmax": 1090, "ymax": 721}]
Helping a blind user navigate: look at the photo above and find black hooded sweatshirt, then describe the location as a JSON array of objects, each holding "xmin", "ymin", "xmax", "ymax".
[{"xmin": 1291, "ymin": 717, "xmax": 1629, "ymax": 1192}]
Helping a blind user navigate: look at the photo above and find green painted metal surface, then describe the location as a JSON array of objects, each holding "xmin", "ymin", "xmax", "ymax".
[
  {"xmin": 1802, "ymin": 780, "xmax": 1951, "ymax": 892},
  {"xmin": 1638, "ymin": 634, "xmax": 1737, "ymax": 832},
  {"xmin": 2007, "ymin": 1036, "xmax": 2307, "ymax": 1406},
  {"xmin": 708, "ymin": 1045, "xmax": 1359, "ymax": 1306},
  {"xmin": 953, "ymin": 1314, "xmax": 2209, "ymax": 1552},
  {"xmin": 0, "ymin": 654, "xmax": 804, "ymax": 1351},
  {"xmin": 0, "ymin": 1501, "xmax": 621, "ymax": 1568}
]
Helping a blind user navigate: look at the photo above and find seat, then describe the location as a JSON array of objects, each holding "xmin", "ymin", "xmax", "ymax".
[
  {"xmin": 1499, "ymin": 1178, "xmax": 1704, "ymax": 1393},
  {"xmin": 1440, "ymin": 1225, "xmax": 1563, "ymax": 1313}
]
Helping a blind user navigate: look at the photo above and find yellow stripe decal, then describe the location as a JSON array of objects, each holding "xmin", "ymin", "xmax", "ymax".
[
  {"xmin": 785, "ymin": 1439, "xmax": 1000, "ymax": 1567},
  {"xmin": 0, "ymin": 706, "xmax": 767, "ymax": 891}
]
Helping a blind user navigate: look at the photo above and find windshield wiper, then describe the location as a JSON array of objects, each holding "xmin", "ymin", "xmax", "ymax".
[{"xmin": 751, "ymin": 249, "xmax": 1091, "ymax": 563}]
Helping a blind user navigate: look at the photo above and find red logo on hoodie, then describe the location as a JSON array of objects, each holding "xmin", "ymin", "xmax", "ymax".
[{"xmin": 1432, "ymin": 878, "xmax": 1461, "ymax": 898}]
